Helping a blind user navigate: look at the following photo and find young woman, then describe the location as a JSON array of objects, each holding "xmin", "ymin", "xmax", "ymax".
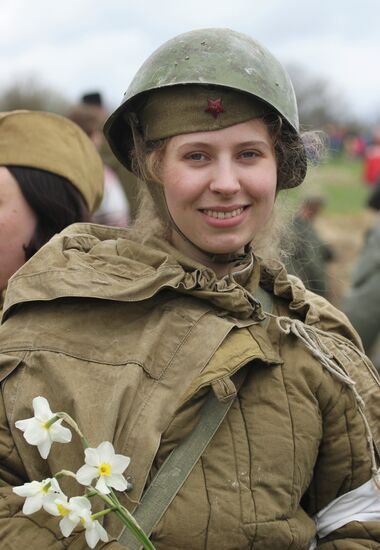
[
  {"xmin": 0, "ymin": 110, "xmax": 104, "ymax": 311},
  {"xmin": 0, "ymin": 29, "xmax": 379, "ymax": 550}
]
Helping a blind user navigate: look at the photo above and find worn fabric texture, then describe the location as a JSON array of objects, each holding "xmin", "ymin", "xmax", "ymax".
[{"xmin": 0, "ymin": 223, "xmax": 379, "ymax": 550}]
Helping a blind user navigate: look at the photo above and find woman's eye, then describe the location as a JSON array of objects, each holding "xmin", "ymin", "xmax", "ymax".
[
  {"xmin": 239, "ymin": 150, "xmax": 259, "ymax": 159},
  {"xmin": 187, "ymin": 152, "xmax": 207, "ymax": 161}
]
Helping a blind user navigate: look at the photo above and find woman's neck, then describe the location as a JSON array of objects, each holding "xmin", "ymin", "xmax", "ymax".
[{"xmin": 170, "ymin": 230, "xmax": 246, "ymax": 279}]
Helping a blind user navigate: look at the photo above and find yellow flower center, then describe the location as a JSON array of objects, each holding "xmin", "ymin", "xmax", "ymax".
[
  {"xmin": 57, "ymin": 503, "xmax": 69, "ymax": 517},
  {"xmin": 98, "ymin": 462, "xmax": 112, "ymax": 476}
]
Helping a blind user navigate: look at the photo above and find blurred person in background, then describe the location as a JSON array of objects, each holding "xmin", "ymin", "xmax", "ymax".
[
  {"xmin": 67, "ymin": 94, "xmax": 129, "ymax": 227},
  {"xmin": 283, "ymin": 191, "xmax": 335, "ymax": 298},
  {"xmin": 363, "ymin": 126, "xmax": 380, "ymax": 185},
  {"xmin": 367, "ymin": 177, "xmax": 380, "ymax": 212},
  {"xmin": 0, "ymin": 109, "xmax": 104, "ymax": 313},
  {"xmin": 343, "ymin": 187, "xmax": 380, "ymax": 372}
]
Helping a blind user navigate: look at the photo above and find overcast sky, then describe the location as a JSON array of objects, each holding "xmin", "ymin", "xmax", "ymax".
[{"xmin": 1, "ymin": 0, "xmax": 380, "ymax": 122}]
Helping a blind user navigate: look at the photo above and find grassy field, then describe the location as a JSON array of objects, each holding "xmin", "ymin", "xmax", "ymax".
[{"xmin": 302, "ymin": 156, "xmax": 371, "ymax": 214}]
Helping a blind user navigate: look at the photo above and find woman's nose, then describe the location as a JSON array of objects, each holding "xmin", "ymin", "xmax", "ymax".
[{"xmin": 209, "ymin": 160, "xmax": 240, "ymax": 195}]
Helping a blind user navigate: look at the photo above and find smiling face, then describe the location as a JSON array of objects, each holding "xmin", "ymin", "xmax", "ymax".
[
  {"xmin": 0, "ymin": 167, "xmax": 37, "ymax": 292},
  {"xmin": 160, "ymin": 118, "xmax": 278, "ymax": 263}
]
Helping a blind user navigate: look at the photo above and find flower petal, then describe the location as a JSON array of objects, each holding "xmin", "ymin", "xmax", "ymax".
[
  {"xmin": 111, "ymin": 454, "xmax": 130, "ymax": 474},
  {"xmin": 13, "ymin": 481, "xmax": 41, "ymax": 497},
  {"xmin": 95, "ymin": 521, "xmax": 109, "ymax": 543},
  {"xmin": 50, "ymin": 421, "xmax": 72, "ymax": 444},
  {"xmin": 43, "ymin": 494, "xmax": 61, "ymax": 516},
  {"xmin": 96, "ymin": 441, "xmax": 114, "ymax": 463},
  {"xmin": 84, "ymin": 447, "xmax": 100, "ymax": 467},
  {"xmin": 16, "ymin": 418, "xmax": 45, "ymax": 444},
  {"xmin": 60, "ymin": 515, "xmax": 78, "ymax": 537},
  {"xmin": 49, "ymin": 478, "xmax": 62, "ymax": 493},
  {"xmin": 15, "ymin": 418, "xmax": 34, "ymax": 432},
  {"xmin": 23, "ymin": 494, "xmax": 43, "ymax": 515},
  {"xmin": 107, "ymin": 473, "xmax": 128, "ymax": 492},
  {"xmin": 23, "ymin": 425, "xmax": 47, "ymax": 446},
  {"xmin": 69, "ymin": 496, "xmax": 92, "ymax": 513},
  {"xmin": 37, "ymin": 438, "xmax": 52, "ymax": 459},
  {"xmin": 32, "ymin": 396, "xmax": 54, "ymax": 422},
  {"xmin": 85, "ymin": 525, "xmax": 100, "ymax": 549},
  {"xmin": 95, "ymin": 476, "xmax": 110, "ymax": 494},
  {"xmin": 76, "ymin": 465, "xmax": 98, "ymax": 486}
]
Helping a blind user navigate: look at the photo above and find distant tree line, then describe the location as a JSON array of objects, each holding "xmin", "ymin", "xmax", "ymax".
[
  {"xmin": 0, "ymin": 67, "xmax": 377, "ymax": 131},
  {"xmin": 0, "ymin": 77, "xmax": 69, "ymax": 114}
]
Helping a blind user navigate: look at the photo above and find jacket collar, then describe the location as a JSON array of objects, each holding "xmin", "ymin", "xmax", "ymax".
[{"xmin": 2, "ymin": 223, "xmax": 320, "ymax": 326}]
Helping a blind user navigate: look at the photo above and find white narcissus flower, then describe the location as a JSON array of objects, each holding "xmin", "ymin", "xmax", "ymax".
[
  {"xmin": 15, "ymin": 396, "xmax": 72, "ymax": 459},
  {"xmin": 76, "ymin": 441, "xmax": 130, "ymax": 494},
  {"xmin": 80, "ymin": 509, "xmax": 109, "ymax": 549},
  {"xmin": 12, "ymin": 477, "xmax": 63, "ymax": 515},
  {"xmin": 55, "ymin": 495, "xmax": 108, "ymax": 549},
  {"xmin": 55, "ymin": 495, "xmax": 87, "ymax": 537}
]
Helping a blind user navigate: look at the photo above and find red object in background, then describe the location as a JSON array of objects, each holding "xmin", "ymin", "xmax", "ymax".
[{"xmin": 364, "ymin": 145, "xmax": 380, "ymax": 185}]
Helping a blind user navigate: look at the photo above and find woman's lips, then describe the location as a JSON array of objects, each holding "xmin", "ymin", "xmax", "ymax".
[
  {"xmin": 199, "ymin": 205, "xmax": 249, "ymax": 227},
  {"xmin": 202, "ymin": 207, "xmax": 244, "ymax": 219}
]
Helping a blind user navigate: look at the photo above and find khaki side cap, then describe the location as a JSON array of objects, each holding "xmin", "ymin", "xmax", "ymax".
[{"xmin": 0, "ymin": 110, "xmax": 104, "ymax": 212}]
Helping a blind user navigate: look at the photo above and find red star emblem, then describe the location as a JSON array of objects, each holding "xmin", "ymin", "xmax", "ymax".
[{"xmin": 205, "ymin": 98, "xmax": 225, "ymax": 118}]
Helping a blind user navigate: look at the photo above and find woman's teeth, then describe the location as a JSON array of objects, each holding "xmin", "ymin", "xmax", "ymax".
[{"xmin": 204, "ymin": 207, "xmax": 244, "ymax": 219}]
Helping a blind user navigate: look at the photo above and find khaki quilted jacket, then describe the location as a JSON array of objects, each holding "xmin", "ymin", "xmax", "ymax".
[{"xmin": 0, "ymin": 223, "xmax": 379, "ymax": 550}]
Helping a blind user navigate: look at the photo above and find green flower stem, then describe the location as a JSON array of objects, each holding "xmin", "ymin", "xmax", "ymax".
[
  {"xmin": 42, "ymin": 480, "xmax": 52, "ymax": 491},
  {"xmin": 97, "ymin": 489, "xmax": 156, "ymax": 550},
  {"xmin": 95, "ymin": 492, "xmax": 116, "ymax": 509},
  {"xmin": 45, "ymin": 415, "xmax": 60, "ymax": 429},
  {"xmin": 91, "ymin": 508, "xmax": 113, "ymax": 521},
  {"xmin": 56, "ymin": 412, "xmax": 90, "ymax": 448},
  {"xmin": 54, "ymin": 469, "xmax": 76, "ymax": 480},
  {"xmin": 80, "ymin": 435, "xmax": 90, "ymax": 449},
  {"xmin": 113, "ymin": 507, "xmax": 156, "ymax": 550}
]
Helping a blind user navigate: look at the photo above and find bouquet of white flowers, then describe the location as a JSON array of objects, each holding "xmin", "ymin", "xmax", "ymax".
[{"xmin": 13, "ymin": 396, "xmax": 156, "ymax": 549}]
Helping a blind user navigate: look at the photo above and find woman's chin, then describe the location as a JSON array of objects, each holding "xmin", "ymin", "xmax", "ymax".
[{"xmin": 199, "ymin": 238, "xmax": 247, "ymax": 255}]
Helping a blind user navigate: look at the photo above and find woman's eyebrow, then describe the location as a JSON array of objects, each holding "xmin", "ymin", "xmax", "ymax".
[
  {"xmin": 177, "ymin": 139, "xmax": 271, "ymax": 151},
  {"xmin": 237, "ymin": 140, "xmax": 272, "ymax": 149},
  {"xmin": 177, "ymin": 141, "xmax": 212, "ymax": 150}
]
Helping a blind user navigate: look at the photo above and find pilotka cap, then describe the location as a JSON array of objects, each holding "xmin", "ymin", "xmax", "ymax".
[
  {"xmin": 135, "ymin": 85, "xmax": 270, "ymax": 141},
  {"xmin": 0, "ymin": 110, "xmax": 104, "ymax": 212}
]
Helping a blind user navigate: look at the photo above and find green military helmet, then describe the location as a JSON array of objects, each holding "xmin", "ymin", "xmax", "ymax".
[{"xmin": 104, "ymin": 27, "xmax": 304, "ymax": 186}]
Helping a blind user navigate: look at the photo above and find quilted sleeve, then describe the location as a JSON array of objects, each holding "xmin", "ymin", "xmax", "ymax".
[
  {"xmin": 317, "ymin": 523, "xmax": 380, "ymax": 549},
  {"xmin": 302, "ymin": 345, "xmax": 380, "ymax": 548}
]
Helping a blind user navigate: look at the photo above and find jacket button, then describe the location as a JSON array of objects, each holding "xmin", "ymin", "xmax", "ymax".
[{"xmin": 126, "ymin": 476, "xmax": 134, "ymax": 492}]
